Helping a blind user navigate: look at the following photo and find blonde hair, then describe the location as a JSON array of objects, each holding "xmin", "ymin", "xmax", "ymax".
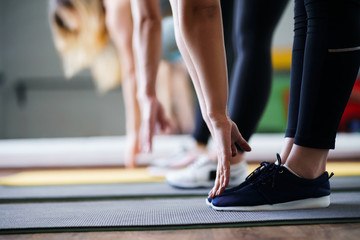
[{"xmin": 49, "ymin": 0, "xmax": 121, "ymax": 93}]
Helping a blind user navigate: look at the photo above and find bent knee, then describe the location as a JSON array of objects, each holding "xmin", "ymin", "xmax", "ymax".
[
  {"xmin": 178, "ymin": 0, "xmax": 220, "ymax": 36},
  {"xmin": 181, "ymin": 0, "xmax": 220, "ymax": 19}
]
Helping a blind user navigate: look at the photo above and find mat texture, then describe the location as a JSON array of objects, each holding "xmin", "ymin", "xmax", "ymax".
[
  {"xmin": 1, "ymin": 192, "xmax": 360, "ymax": 234},
  {"xmin": 1, "ymin": 162, "xmax": 360, "ymax": 186},
  {"xmin": 0, "ymin": 182, "xmax": 206, "ymax": 203},
  {"xmin": 0, "ymin": 177, "xmax": 359, "ymax": 203}
]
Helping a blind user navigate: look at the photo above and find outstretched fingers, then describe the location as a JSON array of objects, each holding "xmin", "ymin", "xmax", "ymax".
[
  {"xmin": 158, "ymin": 104, "xmax": 170, "ymax": 132},
  {"xmin": 139, "ymin": 119, "xmax": 153, "ymax": 153},
  {"xmin": 208, "ymin": 120, "xmax": 251, "ymax": 199},
  {"xmin": 138, "ymin": 97, "xmax": 170, "ymax": 153},
  {"xmin": 209, "ymin": 150, "xmax": 231, "ymax": 198},
  {"xmin": 231, "ymin": 122, "xmax": 251, "ymax": 152}
]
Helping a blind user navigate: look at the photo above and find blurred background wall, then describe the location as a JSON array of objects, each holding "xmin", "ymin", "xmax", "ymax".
[
  {"xmin": 0, "ymin": 0, "xmax": 126, "ymax": 139},
  {"xmin": 1, "ymin": 0, "xmax": 4, "ymax": 138},
  {"xmin": 0, "ymin": 0, "xmax": 294, "ymax": 139}
]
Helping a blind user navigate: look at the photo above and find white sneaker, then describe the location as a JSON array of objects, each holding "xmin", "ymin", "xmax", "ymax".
[
  {"xmin": 166, "ymin": 155, "xmax": 248, "ymax": 189},
  {"xmin": 148, "ymin": 146, "xmax": 207, "ymax": 176}
]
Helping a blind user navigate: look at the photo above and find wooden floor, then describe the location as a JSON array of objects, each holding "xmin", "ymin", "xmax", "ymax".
[{"xmin": 0, "ymin": 223, "xmax": 360, "ymax": 240}]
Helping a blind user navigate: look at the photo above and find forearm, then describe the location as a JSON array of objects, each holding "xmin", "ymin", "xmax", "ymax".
[
  {"xmin": 131, "ymin": 0, "xmax": 162, "ymax": 99},
  {"xmin": 104, "ymin": 0, "xmax": 140, "ymax": 136},
  {"xmin": 122, "ymin": 74, "xmax": 141, "ymax": 137},
  {"xmin": 181, "ymin": 2, "xmax": 229, "ymax": 124},
  {"xmin": 169, "ymin": 0, "xmax": 251, "ymax": 196},
  {"xmin": 121, "ymin": 69, "xmax": 141, "ymax": 137}
]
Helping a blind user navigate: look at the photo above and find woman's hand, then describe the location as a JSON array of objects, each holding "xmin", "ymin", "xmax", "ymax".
[
  {"xmin": 139, "ymin": 96, "xmax": 169, "ymax": 153},
  {"xmin": 208, "ymin": 116, "xmax": 251, "ymax": 198}
]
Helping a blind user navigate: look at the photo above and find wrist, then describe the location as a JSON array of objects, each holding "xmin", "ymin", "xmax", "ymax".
[
  {"xmin": 137, "ymin": 89, "xmax": 157, "ymax": 103},
  {"xmin": 207, "ymin": 111, "xmax": 229, "ymax": 126}
]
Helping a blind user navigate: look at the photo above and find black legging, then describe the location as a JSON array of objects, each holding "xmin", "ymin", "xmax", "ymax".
[
  {"xmin": 192, "ymin": 0, "xmax": 289, "ymax": 145},
  {"xmin": 285, "ymin": 0, "xmax": 360, "ymax": 149}
]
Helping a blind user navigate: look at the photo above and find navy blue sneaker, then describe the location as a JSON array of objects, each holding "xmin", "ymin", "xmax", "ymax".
[
  {"xmin": 211, "ymin": 154, "xmax": 333, "ymax": 211},
  {"xmin": 206, "ymin": 161, "xmax": 271, "ymax": 206}
]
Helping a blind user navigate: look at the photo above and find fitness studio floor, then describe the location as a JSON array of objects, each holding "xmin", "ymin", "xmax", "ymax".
[{"xmin": 1, "ymin": 134, "xmax": 360, "ymax": 240}]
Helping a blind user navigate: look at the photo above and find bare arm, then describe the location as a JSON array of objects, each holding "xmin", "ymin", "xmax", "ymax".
[
  {"xmin": 131, "ymin": 0, "xmax": 161, "ymax": 97},
  {"xmin": 131, "ymin": 0, "xmax": 169, "ymax": 152},
  {"xmin": 104, "ymin": 0, "xmax": 140, "ymax": 168},
  {"xmin": 169, "ymin": 0, "xmax": 251, "ymax": 197}
]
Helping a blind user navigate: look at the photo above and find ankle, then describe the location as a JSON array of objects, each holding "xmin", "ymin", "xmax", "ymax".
[
  {"xmin": 283, "ymin": 165, "xmax": 302, "ymax": 178},
  {"xmin": 284, "ymin": 161, "xmax": 326, "ymax": 179},
  {"xmin": 280, "ymin": 137, "xmax": 294, "ymax": 163},
  {"xmin": 230, "ymin": 153, "xmax": 244, "ymax": 165},
  {"xmin": 283, "ymin": 144, "xmax": 328, "ymax": 179}
]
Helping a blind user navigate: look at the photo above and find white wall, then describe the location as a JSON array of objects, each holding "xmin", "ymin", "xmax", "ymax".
[{"xmin": 273, "ymin": 1, "xmax": 294, "ymax": 47}]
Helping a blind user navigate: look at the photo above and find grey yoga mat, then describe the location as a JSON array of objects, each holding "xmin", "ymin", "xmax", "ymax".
[
  {"xmin": 1, "ymin": 192, "xmax": 360, "ymax": 234},
  {"xmin": 0, "ymin": 176, "xmax": 359, "ymax": 203}
]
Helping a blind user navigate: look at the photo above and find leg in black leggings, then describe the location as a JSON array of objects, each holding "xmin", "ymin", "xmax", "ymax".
[
  {"xmin": 192, "ymin": 0, "xmax": 235, "ymax": 145},
  {"xmin": 286, "ymin": 0, "xmax": 360, "ymax": 149},
  {"xmin": 211, "ymin": 0, "xmax": 360, "ymax": 211},
  {"xmin": 229, "ymin": 0, "xmax": 289, "ymax": 143}
]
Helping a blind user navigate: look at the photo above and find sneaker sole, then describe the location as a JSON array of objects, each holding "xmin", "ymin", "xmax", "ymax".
[
  {"xmin": 167, "ymin": 180, "xmax": 246, "ymax": 189},
  {"xmin": 211, "ymin": 195, "xmax": 330, "ymax": 211},
  {"xmin": 205, "ymin": 198, "xmax": 212, "ymax": 207}
]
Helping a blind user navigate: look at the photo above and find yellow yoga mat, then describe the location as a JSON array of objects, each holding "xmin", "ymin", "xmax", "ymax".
[
  {"xmin": 0, "ymin": 168, "xmax": 165, "ymax": 186},
  {"xmin": 0, "ymin": 162, "xmax": 359, "ymax": 186},
  {"xmin": 272, "ymin": 47, "xmax": 292, "ymax": 70}
]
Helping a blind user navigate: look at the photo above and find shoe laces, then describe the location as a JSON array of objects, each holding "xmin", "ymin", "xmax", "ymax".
[
  {"xmin": 245, "ymin": 161, "xmax": 271, "ymax": 182},
  {"xmin": 254, "ymin": 153, "xmax": 283, "ymax": 188}
]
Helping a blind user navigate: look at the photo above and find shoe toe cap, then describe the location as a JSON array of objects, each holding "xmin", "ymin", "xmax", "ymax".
[{"xmin": 212, "ymin": 186, "xmax": 264, "ymax": 207}]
